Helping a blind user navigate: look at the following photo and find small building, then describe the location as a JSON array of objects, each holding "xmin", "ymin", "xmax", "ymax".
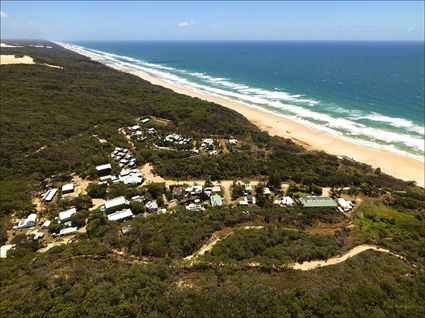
[
  {"xmin": 203, "ymin": 138, "xmax": 214, "ymax": 146},
  {"xmin": 17, "ymin": 213, "xmax": 37, "ymax": 229},
  {"xmin": 141, "ymin": 118, "xmax": 150, "ymax": 124},
  {"xmin": 145, "ymin": 201, "xmax": 158, "ymax": 212},
  {"xmin": 26, "ymin": 229, "xmax": 44, "ymax": 240},
  {"xmin": 147, "ymin": 128, "xmax": 156, "ymax": 134},
  {"xmin": 107, "ymin": 208, "xmax": 134, "ymax": 222},
  {"xmin": 41, "ymin": 188, "xmax": 58, "ymax": 202},
  {"xmin": 96, "ymin": 163, "xmax": 112, "ymax": 176},
  {"xmin": 210, "ymin": 194, "xmax": 223, "ymax": 207},
  {"xmin": 61, "ymin": 183, "xmax": 75, "ymax": 194},
  {"xmin": 186, "ymin": 203, "xmax": 205, "ymax": 212},
  {"xmin": 104, "ymin": 196, "xmax": 130, "ymax": 210},
  {"xmin": 59, "ymin": 227, "xmax": 78, "ymax": 236},
  {"xmin": 247, "ymin": 195, "xmax": 256, "ymax": 205},
  {"xmin": 0, "ymin": 244, "xmax": 15, "ymax": 258},
  {"xmin": 59, "ymin": 208, "xmax": 77, "ymax": 223},
  {"xmin": 263, "ymin": 187, "xmax": 271, "ymax": 195},
  {"xmin": 211, "ymin": 186, "xmax": 222, "ymax": 193},
  {"xmin": 41, "ymin": 220, "xmax": 51, "ymax": 229},
  {"xmin": 282, "ymin": 196, "xmax": 294, "ymax": 207},
  {"xmin": 299, "ymin": 196, "xmax": 337, "ymax": 208},
  {"xmin": 129, "ymin": 125, "xmax": 141, "ymax": 131},
  {"xmin": 244, "ymin": 183, "xmax": 253, "ymax": 193},
  {"xmin": 337, "ymin": 198, "xmax": 353, "ymax": 212},
  {"xmin": 228, "ymin": 139, "xmax": 238, "ymax": 146}
]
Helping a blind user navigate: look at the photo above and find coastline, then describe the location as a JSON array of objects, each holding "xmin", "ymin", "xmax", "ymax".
[{"xmin": 61, "ymin": 44, "xmax": 424, "ymax": 187}]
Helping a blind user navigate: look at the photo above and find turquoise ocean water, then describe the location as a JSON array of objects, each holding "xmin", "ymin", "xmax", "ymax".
[{"xmin": 63, "ymin": 41, "xmax": 424, "ymax": 161}]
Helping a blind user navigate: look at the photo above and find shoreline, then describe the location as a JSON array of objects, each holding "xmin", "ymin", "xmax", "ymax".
[{"xmin": 60, "ymin": 43, "xmax": 424, "ymax": 187}]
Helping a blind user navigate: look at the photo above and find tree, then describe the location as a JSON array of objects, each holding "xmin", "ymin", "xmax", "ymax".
[
  {"xmin": 48, "ymin": 220, "xmax": 64, "ymax": 234},
  {"xmin": 86, "ymin": 182, "xmax": 107, "ymax": 199},
  {"xmin": 147, "ymin": 183, "xmax": 166, "ymax": 199}
]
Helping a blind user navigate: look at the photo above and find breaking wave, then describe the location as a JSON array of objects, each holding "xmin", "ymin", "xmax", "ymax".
[{"xmin": 57, "ymin": 42, "xmax": 425, "ymax": 161}]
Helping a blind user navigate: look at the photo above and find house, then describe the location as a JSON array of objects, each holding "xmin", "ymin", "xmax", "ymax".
[
  {"xmin": 107, "ymin": 208, "xmax": 134, "ymax": 222},
  {"xmin": 247, "ymin": 195, "xmax": 256, "ymax": 205},
  {"xmin": 211, "ymin": 186, "xmax": 222, "ymax": 193},
  {"xmin": 141, "ymin": 118, "xmax": 150, "ymax": 124},
  {"xmin": 208, "ymin": 150, "xmax": 218, "ymax": 156},
  {"xmin": 129, "ymin": 125, "xmax": 141, "ymax": 131},
  {"xmin": 147, "ymin": 128, "xmax": 156, "ymax": 134},
  {"xmin": 59, "ymin": 227, "xmax": 78, "ymax": 236},
  {"xmin": 263, "ymin": 187, "xmax": 271, "ymax": 195},
  {"xmin": 96, "ymin": 163, "xmax": 112, "ymax": 176},
  {"xmin": 299, "ymin": 196, "xmax": 337, "ymax": 208},
  {"xmin": 104, "ymin": 196, "xmax": 130, "ymax": 211},
  {"xmin": 59, "ymin": 208, "xmax": 77, "ymax": 223},
  {"xmin": 41, "ymin": 220, "xmax": 51, "ymax": 229},
  {"xmin": 282, "ymin": 196, "xmax": 294, "ymax": 207},
  {"xmin": 145, "ymin": 201, "xmax": 158, "ymax": 212},
  {"xmin": 228, "ymin": 138, "xmax": 238, "ymax": 146},
  {"xmin": 337, "ymin": 198, "xmax": 353, "ymax": 212},
  {"xmin": 244, "ymin": 183, "xmax": 253, "ymax": 193},
  {"xmin": 0, "ymin": 244, "xmax": 15, "ymax": 258},
  {"xmin": 17, "ymin": 213, "xmax": 37, "ymax": 229},
  {"xmin": 186, "ymin": 203, "xmax": 205, "ymax": 212},
  {"xmin": 61, "ymin": 183, "xmax": 75, "ymax": 194},
  {"xmin": 203, "ymin": 138, "xmax": 214, "ymax": 147},
  {"xmin": 26, "ymin": 229, "xmax": 44, "ymax": 240},
  {"xmin": 158, "ymin": 208, "xmax": 167, "ymax": 214},
  {"xmin": 41, "ymin": 188, "xmax": 58, "ymax": 202},
  {"xmin": 238, "ymin": 198, "xmax": 249, "ymax": 206},
  {"xmin": 210, "ymin": 194, "xmax": 223, "ymax": 207}
]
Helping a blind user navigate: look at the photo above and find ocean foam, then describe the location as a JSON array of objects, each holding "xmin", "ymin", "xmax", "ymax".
[{"xmin": 57, "ymin": 42, "xmax": 425, "ymax": 161}]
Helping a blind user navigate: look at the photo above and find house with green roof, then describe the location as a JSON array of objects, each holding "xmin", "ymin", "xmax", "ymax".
[
  {"xmin": 299, "ymin": 196, "xmax": 337, "ymax": 208},
  {"xmin": 210, "ymin": 194, "xmax": 223, "ymax": 207}
]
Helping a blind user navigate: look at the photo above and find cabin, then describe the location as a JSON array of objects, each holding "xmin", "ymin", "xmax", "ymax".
[
  {"xmin": 210, "ymin": 194, "xmax": 223, "ymax": 207},
  {"xmin": 61, "ymin": 183, "xmax": 75, "ymax": 194},
  {"xmin": 228, "ymin": 138, "xmax": 238, "ymax": 146},
  {"xmin": 186, "ymin": 203, "xmax": 205, "ymax": 212},
  {"xmin": 282, "ymin": 196, "xmax": 294, "ymax": 206},
  {"xmin": 0, "ymin": 244, "xmax": 15, "ymax": 258},
  {"xmin": 263, "ymin": 187, "xmax": 271, "ymax": 195},
  {"xmin": 146, "ymin": 201, "xmax": 158, "ymax": 213},
  {"xmin": 96, "ymin": 163, "xmax": 112, "ymax": 177},
  {"xmin": 41, "ymin": 220, "xmax": 51, "ymax": 229},
  {"xmin": 41, "ymin": 188, "xmax": 58, "ymax": 202},
  {"xmin": 59, "ymin": 208, "xmax": 77, "ymax": 223},
  {"xmin": 337, "ymin": 198, "xmax": 353, "ymax": 212},
  {"xmin": 17, "ymin": 213, "xmax": 37, "ymax": 229},
  {"xmin": 59, "ymin": 227, "xmax": 78, "ymax": 236},
  {"xmin": 107, "ymin": 208, "xmax": 134, "ymax": 222},
  {"xmin": 103, "ymin": 196, "xmax": 130, "ymax": 211},
  {"xmin": 299, "ymin": 196, "xmax": 337, "ymax": 208}
]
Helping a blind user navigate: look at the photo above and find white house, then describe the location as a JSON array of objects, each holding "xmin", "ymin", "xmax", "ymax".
[
  {"xmin": 61, "ymin": 183, "xmax": 75, "ymax": 194},
  {"xmin": 104, "ymin": 196, "xmax": 130, "ymax": 210},
  {"xmin": 96, "ymin": 163, "xmax": 112, "ymax": 176},
  {"xmin": 337, "ymin": 198, "xmax": 353, "ymax": 212},
  {"xmin": 59, "ymin": 227, "xmax": 78, "ymax": 236},
  {"xmin": 263, "ymin": 187, "xmax": 271, "ymax": 195},
  {"xmin": 228, "ymin": 138, "xmax": 238, "ymax": 146},
  {"xmin": 59, "ymin": 208, "xmax": 77, "ymax": 223},
  {"xmin": 41, "ymin": 188, "xmax": 58, "ymax": 202},
  {"xmin": 107, "ymin": 208, "xmax": 134, "ymax": 222},
  {"xmin": 282, "ymin": 196, "xmax": 294, "ymax": 207},
  {"xmin": 17, "ymin": 213, "xmax": 37, "ymax": 229},
  {"xmin": 186, "ymin": 203, "xmax": 205, "ymax": 212},
  {"xmin": 41, "ymin": 220, "xmax": 51, "ymax": 229}
]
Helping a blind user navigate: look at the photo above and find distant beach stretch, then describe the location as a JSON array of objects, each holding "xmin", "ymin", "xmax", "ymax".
[{"xmin": 57, "ymin": 42, "xmax": 425, "ymax": 186}]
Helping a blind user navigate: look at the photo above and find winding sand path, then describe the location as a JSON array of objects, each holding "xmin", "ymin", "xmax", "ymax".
[
  {"xmin": 184, "ymin": 225, "xmax": 405, "ymax": 270},
  {"xmin": 290, "ymin": 244, "xmax": 404, "ymax": 271},
  {"xmin": 184, "ymin": 225, "xmax": 265, "ymax": 262}
]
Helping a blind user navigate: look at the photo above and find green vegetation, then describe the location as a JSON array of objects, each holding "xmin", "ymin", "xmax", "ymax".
[
  {"xmin": 1, "ymin": 41, "xmax": 424, "ymax": 317},
  {"xmin": 204, "ymin": 228, "xmax": 346, "ymax": 265}
]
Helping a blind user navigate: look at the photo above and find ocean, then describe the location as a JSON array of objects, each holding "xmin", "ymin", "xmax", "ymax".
[{"xmin": 64, "ymin": 41, "xmax": 425, "ymax": 161}]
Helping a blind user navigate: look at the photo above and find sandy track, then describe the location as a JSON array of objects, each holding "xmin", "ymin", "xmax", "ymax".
[{"xmin": 290, "ymin": 244, "xmax": 404, "ymax": 271}]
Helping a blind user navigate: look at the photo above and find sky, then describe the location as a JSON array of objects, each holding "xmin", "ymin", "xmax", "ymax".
[{"xmin": 1, "ymin": 1, "xmax": 424, "ymax": 41}]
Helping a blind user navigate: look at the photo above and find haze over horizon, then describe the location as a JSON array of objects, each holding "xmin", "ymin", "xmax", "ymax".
[{"xmin": 1, "ymin": 1, "xmax": 424, "ymax": 41}]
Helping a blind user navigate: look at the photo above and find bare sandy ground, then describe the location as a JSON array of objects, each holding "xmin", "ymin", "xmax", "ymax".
[
  {"xmin": 60, "ymin": 43, "xmax": 424, "ymax": 187},
  {"xmin": 290, "ymin": 244, "xmax": 404, "ymax": 271},
  {"xmin": 0, "ymin": 43, "xmax": 23, "ymax": 48},
  {"xmin": 0, "ymin": 54, "xmax": 62, "ymax": 68}
]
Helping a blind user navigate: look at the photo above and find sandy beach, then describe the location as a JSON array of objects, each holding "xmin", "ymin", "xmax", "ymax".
[{"xmin": 61, "ymin": 44, "xmax": 424, "ymax": 187}]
